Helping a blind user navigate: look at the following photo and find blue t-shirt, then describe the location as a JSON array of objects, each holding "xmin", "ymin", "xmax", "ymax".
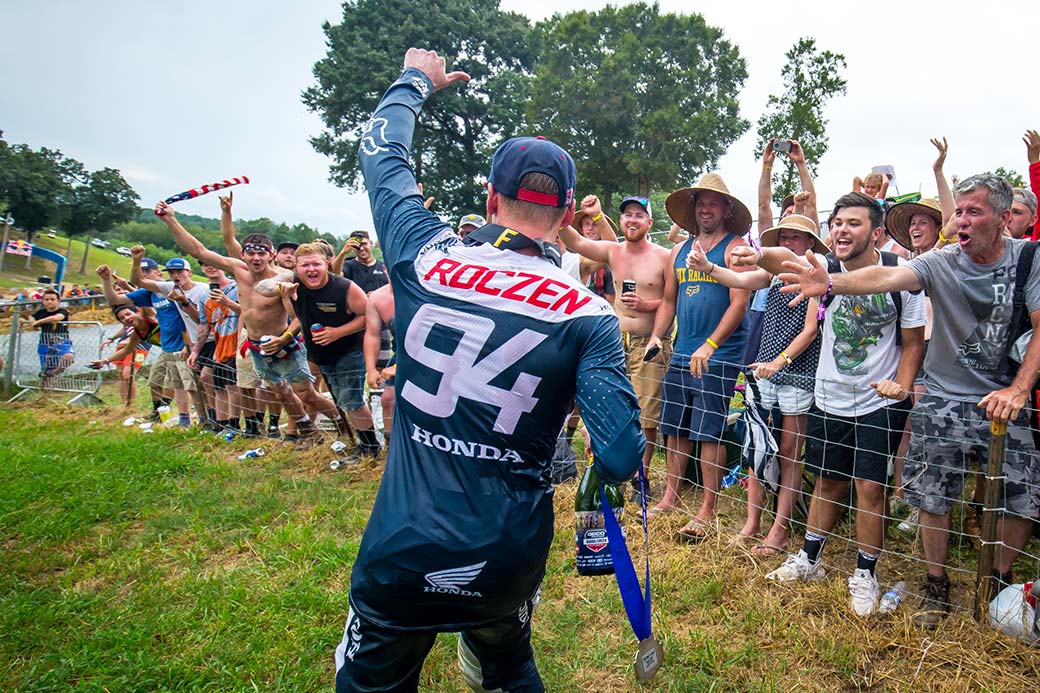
[
  {"xmin": 349, "ymin": 68, "xmax": 645, "ymax": 632},
  {"xmin": 126, "ymin": 288, "xmax": 187, "ymax": 352}
]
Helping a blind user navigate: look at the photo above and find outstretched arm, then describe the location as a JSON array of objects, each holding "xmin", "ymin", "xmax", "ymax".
[
  {"xmin": 558, "ymin": 224, "xmax": 612, "ymax": 263},
  {"xmin": 219, "ymin": 192, "xmax": 243, "ymax": 258},
  {"xmin": 788, "ymin": 141, "xmax": 819, "ymax": 227},
  {"xmin": 777, "ymin": 251, "xmax": 922, "ymax": 303},
  {"xmin": 931, "ymin": 137, "xmax": 954, "ymax": 222},
  {"xmin": 153, "ymin": 203, "xmax": 242, "ymax": 274},
  {"xmin": 358, "ymin": 48, "xmax": 470, "ymax": 268},
  {"xmin": 97, "ymin": 265, "xmax": 131, "ymax": 307},
  {"xmin": 758, "ymin": 140, "xmax": 777, "ymax": 232},
  {"xmin": 686, "ymin": 238, "xmax": 771, "ymax": 290}
]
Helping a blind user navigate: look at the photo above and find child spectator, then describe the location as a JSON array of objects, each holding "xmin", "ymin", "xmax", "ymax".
[{"xmin": 27, "ymin": 289, "xmax": 74, "ymax": 386}]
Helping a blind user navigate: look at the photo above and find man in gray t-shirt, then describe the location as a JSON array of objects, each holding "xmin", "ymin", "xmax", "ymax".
[{"xmin": 776, "ymin": 173, "xmax": 1040, "ymax": 630}]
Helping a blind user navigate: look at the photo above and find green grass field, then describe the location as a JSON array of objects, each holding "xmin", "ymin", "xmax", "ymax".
[{"xmin": 1, "ymin": 394, "xmax": 1038, "ymax": 691}]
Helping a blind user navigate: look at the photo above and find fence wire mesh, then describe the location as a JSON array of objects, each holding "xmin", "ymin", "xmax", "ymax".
[{"xmin": 610, "ymin": 356, "xmax": 1040, "ymax": 620}]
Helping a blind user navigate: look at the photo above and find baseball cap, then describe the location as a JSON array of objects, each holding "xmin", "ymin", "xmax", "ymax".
[
  {"xmin": 140, "ymin": 258, "xmax": 159, "ymax": 271},
  {"xmin": 488, "ymin": 136, "xmax": 575, "ymax": 208},
  {"xmin": 1014, "ymin": 188, "xmax": 1038, "ymax": 215},
  {"xmin": 457, "ymin": 214, "xmax": 486, "ymax": 229},
  {"xmin": 619, "ymin": 195, "xmax": 652, "ymax": 217},
  {"xmin": 164, "ymin": 257, "xmax": 190, "ymax": 271},
  {"xmin": 276, "ymin": 242, "xmax": 299, "ymax": 252}
]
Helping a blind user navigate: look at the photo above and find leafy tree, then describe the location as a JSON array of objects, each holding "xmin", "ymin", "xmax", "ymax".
[
  {"xmin": 64, "ymin": 168, "xmax": 140, "ymax": 273},
  {"xmin": 991, "ymin": 166, "xmax": 1026, "ymax": 188},
  {"xmin": 303, "ymin": 0, "xmax": 535, "ymax": 221},
  {"xmin": 0, "ymin": 145, "xmax": 83, "ymax": 239},
  {"xmin": 527, "ymin": 3, "xmax": 748, "ymax": 214},
  {"xmin": 755, "ymin": 38, "xmax": 847, "ymax": 205}
]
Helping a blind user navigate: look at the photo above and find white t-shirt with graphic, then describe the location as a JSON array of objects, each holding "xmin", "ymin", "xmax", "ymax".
[{"xmin": 814, "ymin": 253, "xmax": 927, "ymax": 416}]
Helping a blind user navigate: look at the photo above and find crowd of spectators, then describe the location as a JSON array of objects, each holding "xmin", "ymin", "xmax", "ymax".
[{"xmin": 8, "ymin": 102, "xmax": 1038, "ymax": 637}]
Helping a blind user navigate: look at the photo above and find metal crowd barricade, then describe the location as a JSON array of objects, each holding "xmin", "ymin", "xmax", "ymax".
[{"xmin": 6, "ymin": 316, "xmax": 105, "ymax": 405}]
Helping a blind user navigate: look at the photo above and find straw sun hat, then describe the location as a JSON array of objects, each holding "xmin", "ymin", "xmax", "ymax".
[
  {"xmin": 886, "ymin": 197, "xmax": 943, "ymax": 250},
  {"xmin": 666, "ymin": 173, "xmax": 752, "ymax": 235},
  {"xmin": 759, "ymin": 214, "xmax": 828, "ymax": 254}
]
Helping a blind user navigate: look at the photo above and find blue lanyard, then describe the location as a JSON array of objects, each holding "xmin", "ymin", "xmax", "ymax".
[{"xmin": 599, "ymin": 465, "xmax": 651, "ymax": 641}]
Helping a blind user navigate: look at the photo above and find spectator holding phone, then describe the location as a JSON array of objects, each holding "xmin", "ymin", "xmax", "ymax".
[{"xmin": 335, "ymin": 230, "xmax": 389, "ymax": 293}]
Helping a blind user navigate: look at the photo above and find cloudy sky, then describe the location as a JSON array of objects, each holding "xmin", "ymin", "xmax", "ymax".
[{"xmin": 2, "ymin": 1, "xmax": 1035, "ymax": 237}]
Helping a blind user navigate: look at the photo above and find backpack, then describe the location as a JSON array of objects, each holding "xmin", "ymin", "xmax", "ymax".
[
  {"xmin": 995, "ymin": 241, "xmax": 1039, "ymax": 448},
  {"xmin": 1000, "ymin": 241, "xmax": 1039, "ymax": 380},
  {"xmin": 819, "ymin": 251, "xmax": 910, "ymax": 345}
]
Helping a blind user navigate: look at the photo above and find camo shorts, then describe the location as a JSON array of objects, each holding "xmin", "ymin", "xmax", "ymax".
[{"xmin": 903, "ymin": 394, "xmax": 1040, "ymax": 519}]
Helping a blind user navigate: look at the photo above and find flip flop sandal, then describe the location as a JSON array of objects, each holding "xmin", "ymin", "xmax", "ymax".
[
  {"xmin": 751, "ymin": 543, "xmax": 787, "ymax": 558},
  {"xmin": 677, "ymin": 518, "xmax": 711, "ymax": 543},
  {"xmin": 647, "ymin": 505, "xmax": 678, "ymax": 519}
]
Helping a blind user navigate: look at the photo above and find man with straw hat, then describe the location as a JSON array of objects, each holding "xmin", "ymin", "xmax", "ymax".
[
  {"xmin": 560, "ymin": 194, "xmax": 674, "ymax": 491},
  {"xmin": 644, "ymin": 173, "xmax": 751, "ymax": 538},
  {"xmin": 684, "ymin": 213, "xmax": 825, "ymax": 557}
]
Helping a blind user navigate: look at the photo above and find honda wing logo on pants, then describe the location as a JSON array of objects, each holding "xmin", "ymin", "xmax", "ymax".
[{"xmin": 424, "ymin": 561, "xmax": 487, "ymax": 598}]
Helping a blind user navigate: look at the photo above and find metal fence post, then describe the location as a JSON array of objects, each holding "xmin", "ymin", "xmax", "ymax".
[
  {"xmin": 973, "ymin": 419, "xmax": 1007, "ymax": 622},
  {"xmin": 3, "ymin": 313, "xmax": 20, "ymax": 389}
]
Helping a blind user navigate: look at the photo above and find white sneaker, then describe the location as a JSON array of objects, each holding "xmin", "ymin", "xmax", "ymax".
[
  {"xmin": 848, "ymin": 568, "xmax": 880, "ymax": 616},
  {"xmin": 898, "ymin": 508, "xmax": 920, "ymax": 533},
  {"xmin": 765, "ymin": 549, "xmax": 826, "ymax": 583}
]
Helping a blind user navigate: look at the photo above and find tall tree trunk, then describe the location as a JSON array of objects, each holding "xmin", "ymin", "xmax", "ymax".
[
  {"xmin": 80, "ymin": 236, "xmax": 92, "ymax": 274},
  {"xmin": 66, "ymin": 235, "xmax": 74, "ymax": 258},
  {"xmin": 0, "ymin": 217, "xmax": 10, "ymax": 272}
]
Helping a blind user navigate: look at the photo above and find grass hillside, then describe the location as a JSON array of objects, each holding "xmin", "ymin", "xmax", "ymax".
[
  {"xmin": 1, "ymin": 392, "xmax": 1038, "ymax": 691},
  {"xmin": 0, "ymin": 232, "xmax": 204, "ymax": 293}
]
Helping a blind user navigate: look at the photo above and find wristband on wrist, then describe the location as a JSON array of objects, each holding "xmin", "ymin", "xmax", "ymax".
[
  {"xmin": 707, "ymin": 262, "xmax": 717, "ymax": 276},
  {"xmin": 816, "ymin": 275, "xmax": 834, "ymax": 321},
  {"xmin": 283, "ymin": 330, "xmax": 295, "ymax": 339},
  {"xmin": 780, "ymin": 350, "xmax": 793, "ymax": 366},
  {"xmin": 591, "ymin": 213, "xmax": 603, "ymax": 222},
  {"xmin": 705, "ymin": 337, "xmax": 719, "ymax": 349}
]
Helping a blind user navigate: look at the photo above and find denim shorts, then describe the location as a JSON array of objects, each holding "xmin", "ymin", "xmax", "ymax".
[
  {"xmin": 250, "ymin": 344, "xmax": 314, "ymax": 387},
  {"xmin": 318, "ymin": 349, "xmax": 366, "ymax": 410},
  {"xmin": 660, "ymin": 363, "xmax": 739, "ymax": 442}
]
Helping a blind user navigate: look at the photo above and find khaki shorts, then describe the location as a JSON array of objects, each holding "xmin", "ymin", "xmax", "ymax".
[
  {"xmin": 148, "ymin": 350, "xmax": 196, "ymax": 392},
  {"xmin": 623, "ymin": 333, "xmax": 670, "ymax": 430},
  {"xmin": 236, "ymin": 348, "xmax": 264, "ymax": 389}
]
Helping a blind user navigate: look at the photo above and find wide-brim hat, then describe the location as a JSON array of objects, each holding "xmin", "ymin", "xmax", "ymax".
[
  {"xmin": 886, "ymin": 197, "xmax": 943, "ymax": 250},
  {"xmin": 780, "ymin": 194, "xmax": 795, "ymax": 214},
  {"xmin": 760, "ymin": 214, "xmax": 828, "ymax": 254},
  {"xmin": 571, "ymin": 208, "xmax": 619, "ymax": 236},
  {"xmin": 666, "ymin": 173, "xmax": 752, "ymax": 235}
]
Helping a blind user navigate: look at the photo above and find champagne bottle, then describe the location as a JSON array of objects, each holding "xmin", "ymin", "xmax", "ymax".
[{"xmin": 575, "ymin": 451, "xmax": 625, "ymax": 576}]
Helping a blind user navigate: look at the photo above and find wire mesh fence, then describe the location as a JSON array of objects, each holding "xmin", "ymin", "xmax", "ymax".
[
  {"xmin": 4, "ymin": 317, "xmax": 105, "ymax": 402},
  {"xmin": 613, "ymin": 356, "xmax": 1040, "ymax": 623}
]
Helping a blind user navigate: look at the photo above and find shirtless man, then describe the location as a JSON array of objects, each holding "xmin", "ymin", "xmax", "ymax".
[
  {"xmin": 560, "ymin": 194, "xmax": 673, "ymax": 484},
  {"xmin": 154, "ymin": 199, "xmax": 348, "ymax": 446},
  {"xmin": 219, "ymin": 192, "xmax": 289, "ymax": 438}
]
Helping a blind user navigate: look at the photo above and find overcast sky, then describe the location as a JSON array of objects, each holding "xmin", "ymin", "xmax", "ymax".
[{"xmin": 2, "ymin": 1, "xmax": 1036, "ymax": 238}]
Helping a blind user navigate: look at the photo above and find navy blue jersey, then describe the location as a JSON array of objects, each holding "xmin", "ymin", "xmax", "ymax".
[{"xmin": 349, "ymin": 68, "xmax": 645, "ymax": 631}]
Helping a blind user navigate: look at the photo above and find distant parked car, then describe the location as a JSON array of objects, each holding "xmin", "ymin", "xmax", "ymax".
[
  {"xmin": 46, "ymin": 230, "xmax": 57, "ymax": 238},
  {"xmin": 91, "ymin": 238, "xmax": 111, "ymax": 249},
  {"xmin": 116, "ymin": 247, "xmax": 132, "ymax": 257}
]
